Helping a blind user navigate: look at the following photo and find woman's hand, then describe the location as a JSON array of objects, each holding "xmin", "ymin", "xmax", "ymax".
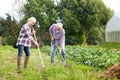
[
  {"xmin": 32, "ymin": 30, "xmax": 36, "ymax": 35},
  {"xmin": 35, "ymin": 41, "xmax": 39, "ymax": 47}
]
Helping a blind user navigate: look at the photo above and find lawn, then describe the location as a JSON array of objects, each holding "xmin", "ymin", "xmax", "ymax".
[{"xmin": 0, "ymin": 44, "xmax": 119, "ymax": 80}]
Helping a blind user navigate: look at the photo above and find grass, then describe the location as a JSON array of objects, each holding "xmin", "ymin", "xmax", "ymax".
[
  {"xmin": 0, "ymin": 45, "xmax": 118, "ymax": 80},
  {"xmin": 97, "ymin": 42, "xmax": 120, "ymax": 50}
]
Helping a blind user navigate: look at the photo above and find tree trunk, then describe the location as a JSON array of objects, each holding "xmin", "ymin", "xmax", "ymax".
[{"xmin": 82, "ymin": 31, "xmax": 89, "ymax": 45}]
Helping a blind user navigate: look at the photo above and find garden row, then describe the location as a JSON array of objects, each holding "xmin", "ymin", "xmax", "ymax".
[{"xmin": 41, "ymin": 45, "xmax": 120, "ymax": 70}]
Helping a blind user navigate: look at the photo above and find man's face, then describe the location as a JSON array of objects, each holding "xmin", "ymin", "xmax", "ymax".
[{"xmin": 56, "ymin": 26, "xmax": 62, "ymax": 33}]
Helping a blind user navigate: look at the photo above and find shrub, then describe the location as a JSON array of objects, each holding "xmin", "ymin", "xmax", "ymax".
[{"xmin": 0, "ymin": 36, "xmax": 3, "ymax": 46}]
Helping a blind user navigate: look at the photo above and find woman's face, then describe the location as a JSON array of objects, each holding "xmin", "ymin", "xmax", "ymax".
[{"xmin": 28, "ymin": 21, "xmax": 35, "ymax": 27}]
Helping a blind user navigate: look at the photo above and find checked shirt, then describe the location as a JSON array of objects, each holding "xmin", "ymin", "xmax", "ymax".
[{"xmin": 16, "ymin": 23, "xmax": 34, "ymax": 47}]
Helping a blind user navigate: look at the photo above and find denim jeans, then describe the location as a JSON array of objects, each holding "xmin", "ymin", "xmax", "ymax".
[
  {"xmin": 50, "ymin": 42, "xmax": 65, "ymax": 64},
  {"xmin": 18, "ymin": 45, "xmax": 30, "ymax": 56}
]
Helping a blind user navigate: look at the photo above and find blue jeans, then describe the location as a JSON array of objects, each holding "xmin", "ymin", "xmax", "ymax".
[
  {"xmin": 50, "ymin": 42, "xmax": 65, "ymax": 64},
  {"xmin": 18, "ymin": 45, "xmax": 30, "ymax": 56}
]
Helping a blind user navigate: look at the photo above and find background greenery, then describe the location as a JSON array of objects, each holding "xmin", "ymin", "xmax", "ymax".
[
  {"xmin": 0, "ymin": 43, "xmax": 120, "ymax": 80},
  {"xmin": 0, "ymin": 1, "xmax": 116, "ymax": 79},
  {"xmin": 0, "ymin": 0, "xmax": 112, "ymax": 47}
]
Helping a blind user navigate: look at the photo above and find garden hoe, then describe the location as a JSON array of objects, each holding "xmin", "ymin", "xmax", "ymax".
[
  {"xmin": 52, "ymin": 42, "xmax": 65, "ymax": 65},
  {"xmin": 56, "ymin": 46, "xmax": 65, "ymax": 64},
  {"xmin": 33, "ymin": 22, "xmax": 45, "ymax": 69},
  {"xmin": 53, "ymin": 42, "xmax": 69, "ymax": 67}
]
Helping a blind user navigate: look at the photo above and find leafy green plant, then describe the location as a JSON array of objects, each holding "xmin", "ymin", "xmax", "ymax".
[
  {"xmin": 1, "ymin": 45, "xmax": 119, "ymax": 80},
  {"xmin": 65, "ymin": 45, "xmax": 120, "ymax": 70}
]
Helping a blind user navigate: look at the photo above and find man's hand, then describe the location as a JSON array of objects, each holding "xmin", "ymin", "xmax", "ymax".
[
  {"xmin": 51, "ymin": 36, "xmax": 54, "ymax": 41},
  {"xmin": 58, "ymin": 48, "xmax": 62, "ymax": 54}
]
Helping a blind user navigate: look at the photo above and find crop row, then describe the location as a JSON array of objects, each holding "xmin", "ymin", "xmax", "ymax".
[{"xmin": 41, "ymin": 45, "xmax": 120, "ymax": 70}]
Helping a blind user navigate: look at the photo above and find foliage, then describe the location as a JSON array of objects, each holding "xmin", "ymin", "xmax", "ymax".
[
  {"xmin": 66, "ymin": 45, "xmax": 120, "ymax": 70},
  {"xmin": 87, "ymin": 26, "xmax": 105, "ymax": 45},
  {"xmin": 41, "ymin": 45, "xmax": 120, "ymax": 70},
  {"xmin": 60, "ymin": 0, "xmax": 112, "ymax": 44},
  {"xmin": 0, "ymin": 0, "xmax": 113, "ymax": 46},
  {"xmin": 22, "ymin": 0, "xmax": 58, "ymax": 45},
  {"xmin": 0, "ymin": 36, "xmax": 2, "ymax": 46},
  {"xmin": 1, "ymin": 43, "xmax": 120, "ymax": 79},
  {"xmin": 97, "ymin": 42, "xmax": 120, "ymax": 50},
  {"xmin": 0, "ymin": 15, "xmax": 21, "ymax": 47},
  {"xmin": 0, "ymin": 46, "xmax": 104, "ymax": 80}
]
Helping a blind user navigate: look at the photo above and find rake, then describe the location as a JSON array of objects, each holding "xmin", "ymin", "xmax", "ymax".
[
  {"xmin": 33, "ymin": 22, "xmax": 45, "ymax": 68},
  {"xmin": 33, "ymin": 33, "xmax": 45, "ymax": 68}
]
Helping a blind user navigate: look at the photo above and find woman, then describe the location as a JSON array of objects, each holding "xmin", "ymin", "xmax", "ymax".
[{"xmin": 16, "ymin": 17, "xmax": 38, "ymax": 69}]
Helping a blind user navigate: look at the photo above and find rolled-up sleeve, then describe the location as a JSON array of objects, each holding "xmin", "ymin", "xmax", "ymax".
[
  {"xmin": 49, "ymin": 24, "xmax": 57, "ymax": 41},
  {"xmin": 49, "ymin": 27, "xmax": 53, "ymax": 35},
  {"xmin": 49, "ymin": 24, "xmax": 56, "ymax": 35}
]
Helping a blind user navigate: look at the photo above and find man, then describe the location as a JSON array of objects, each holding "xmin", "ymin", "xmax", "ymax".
[
  {"xmin": 49, "ymin": 23, "xmax": 65, "ymax": 65},
  {"xmin": 16, "ymin": 17, "xmax": 38, "ymax": 69}
]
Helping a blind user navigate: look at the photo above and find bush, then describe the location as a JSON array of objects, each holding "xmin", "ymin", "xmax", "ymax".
[
  {"xmin": 0, "ymin": 36, "xmax": 3, "ymax": 46},
  {"xmin": 66, "ymin": 45, "xmax": 120, "ymax": 70},
  {"xmin": 2, "ymin": 36, "xmax": 17, "ymax": 47}
]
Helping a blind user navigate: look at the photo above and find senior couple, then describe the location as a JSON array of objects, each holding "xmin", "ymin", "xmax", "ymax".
[{"xmin": 16, "ymin": 17, "xmax": 65, "ymax": 69}]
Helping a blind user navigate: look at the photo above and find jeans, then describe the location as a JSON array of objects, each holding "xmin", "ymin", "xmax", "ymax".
[
  {"xmin": 50, "ymin": 42, "xmax": 65, "ymax": 64},
  {"xmin": 18, "ymin": 45, "xmax": 30, "ymax": 56}
]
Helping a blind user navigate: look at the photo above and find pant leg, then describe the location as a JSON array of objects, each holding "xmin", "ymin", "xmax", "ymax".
[
  {"xmin": 24, "ymin": 47, "xmax": 30, "ymax": 68},
  {"xmin": 50, "ymin": 42, "xmax": 57, "ymax": 64},
  {"xmin": 17, "ymin": 45, "xmax": 24, "ymax": 69},
  {"xmin": 18, "ymin": 45, "xmax": 24, "ymax": 56},
  {"xmin": 61, "ymin": 49, "xmax": 66, "ymax": 64},
  {"xmin": 24, "ymin": 47, "xmax": 30, "ymax": 56}
]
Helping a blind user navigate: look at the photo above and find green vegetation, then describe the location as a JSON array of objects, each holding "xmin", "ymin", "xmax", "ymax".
[
  {"xmin": 60, "ymin": 0, "xmax": 112, "ymax": 44},
  {"xmin": 42, "ymin": 45, "xmax": 120, "ymax": 70},
  {"xmin": 0, "ymin": 46, "xmax": 95, "ymax": 80},
  {"xmin": 0, "ymin": 0, "xmax": 116, "ymax": 79},
  {"xmin": 66, "ymin": 46, "xmax": 120, "ymax": 70},
  {"xmin": 0, "ymin": 0, "xmax": 112, "ymax": 46},
  {"xmin": 97, "ymin": 42, "xmax": 120, "ymax": 50},
  {"xmin": 0, "ymin": 45, "xmax": 119, "ymax": 80}
]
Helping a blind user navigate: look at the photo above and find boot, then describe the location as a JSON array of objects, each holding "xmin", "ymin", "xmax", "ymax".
[
  {"xmin": 24, "ymin": 56, "xmax": 29, "ymax": 69},
  {"xmin": 17, "ymin": 56, "xmax": 22, "ymax": 69}
]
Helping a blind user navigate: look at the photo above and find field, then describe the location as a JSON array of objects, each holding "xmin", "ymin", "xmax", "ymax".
[{"xmin": 0, "ymin": 42, "xmax": 120, "ymax": 80}]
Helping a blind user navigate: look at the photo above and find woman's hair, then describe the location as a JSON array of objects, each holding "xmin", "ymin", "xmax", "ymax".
[{"xmin": 28, "ymin": 17, "xmax": 37, "ymax": 23}]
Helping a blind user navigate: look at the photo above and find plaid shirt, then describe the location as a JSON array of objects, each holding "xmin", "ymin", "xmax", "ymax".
[
  {"xmin": 16, "ymin": 23, "xmax": 34, "ymax": 47},
  {"xmin": 49, "ymin": 24, "xmax": 65, "ymax": 49}
]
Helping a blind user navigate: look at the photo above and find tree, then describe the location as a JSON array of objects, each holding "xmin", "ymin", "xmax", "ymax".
[
  {"xmin": 16, "ymin": 0, "xmax": 112, "ymax": 45},
  {"xmin": 0, "ymin": 14, "xmax": 21, "ymax": 46},
  {"xmin": 12, "ymin": 0, "xmax": 26, "ymax": 21},
  {"xmin": 60, "ymin": 0, "xmax": 112, "ymax": 45},
  {"xmin": 22, "ymin": 0, "xmax": 58, "ymax": 45}
]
